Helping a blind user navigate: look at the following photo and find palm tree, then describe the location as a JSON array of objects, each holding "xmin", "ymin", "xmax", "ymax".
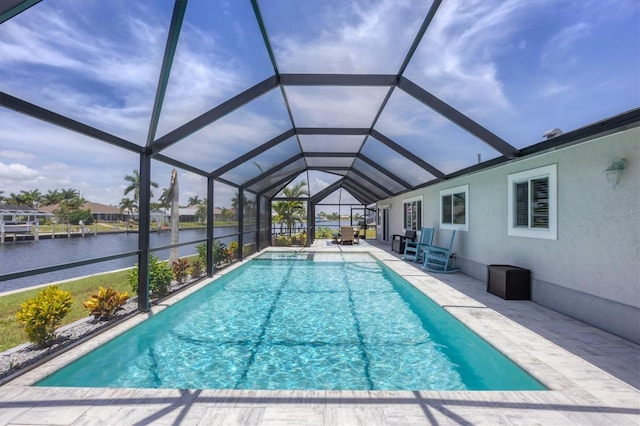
[
  {"xmin": 157, "ymin": 188, "xmax": 170, "ymax": 209},
  {"xmin": 119, "ymin": 198, "xmax": 137, "ymax": 219},
  {"xmin": 272, "ymin": 181, "xmax": 309, "ymax": 237},
  {"xmin": 230, "ymin": 193, "xmax": 246, "ymax": 213},
  {"xmin": 123, "ymin": 170, "xmax": 158, "ymax": 202},
  {"xmin": 195, "ymin": 203, "xmax": 207, "ymax": 223},
  {"xmin": 220, "ymin": 207, "xmax": 234, "ymax": 221},
  {"xmin": 41, "ymin": 189, "xmax": 62, "ymax": 206},
  {"xmin": 231, "ymin": 192, "xmax": 257, "ymax": 222},
  {"xmin": 59, "ymin": 188, "xmax": 80, "ymax": 201},
  {"xmin": 282, "ymin": 181, "xmax": 309, "ymax": 199},
  {"xmin": 272, "ymin": 202, "xmax": 287, "ymax": 235},
  {"xmin": 0, "ymin": 190, "xmax": 4, "ymax": 204},
  {"xmin": 187, "ymin": 195, "xmax": 202, "ymax": 206},
  {"xmin": 7, "ymin": 192, "xmax": 27, "ymax": 206},
  {"xmin": 20, "ymin": 189, "xmax": 42, "ymax": 208}
]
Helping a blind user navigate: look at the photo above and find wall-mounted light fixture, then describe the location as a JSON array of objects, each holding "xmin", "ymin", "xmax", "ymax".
[{"xmin": 603, "ymin": 159, "xmax": 627, "ymax": 189}]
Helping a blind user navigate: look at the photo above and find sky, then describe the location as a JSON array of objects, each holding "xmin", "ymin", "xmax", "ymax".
[{"xmin": 0, "ymin": 0, "xmax": 638, "ymax": 208}]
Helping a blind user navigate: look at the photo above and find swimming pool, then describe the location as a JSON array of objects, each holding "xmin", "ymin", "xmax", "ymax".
[{"xmin": 37, "ymin": 252, "xmax": 545, "ymax": 390}]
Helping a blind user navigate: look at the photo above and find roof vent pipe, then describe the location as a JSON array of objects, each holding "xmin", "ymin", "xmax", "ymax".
[{"xmin": 543, "ymin": 128, "xmax": 563, "ymax": 139}]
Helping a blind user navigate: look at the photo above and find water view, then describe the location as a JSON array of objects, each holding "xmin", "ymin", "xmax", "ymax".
[
  {"xmin": 0, "ymin": 228, "xmax": 212, "ymax": 292},
  {"xmin": 0, "ymin": 219, "xmax": 368, "ymax": 293}
]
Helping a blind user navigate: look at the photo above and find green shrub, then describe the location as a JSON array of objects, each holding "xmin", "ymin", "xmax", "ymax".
[
  {"xmin": 228, "ymin": 241, "xmax": 238, "ymax": 260},
  {"xmin": 16, "ymin": 286, "xmax": 73, "ymax": 347},
  {"xmin": 190, "ymin": 258, "xmax": 203, "ymax": 277},
  {"xmin": 171, "ymin": 258, "xmax": 190, "ymax": 284},
  {"xmin": 68, "ymin": 208, "xmax": 94, "ymax": 225},
  {"xmin": 212, "ymin": 240, "xmax": 229, "ymax": 266},
  {"xmin": 150, "ymin": 256, "xmax": 172, "ymax": 296},
  {"xmin": 291, "ymin": 232, "xmax": 306, "ymax": 246},
  {"xmin": 128, "ymin": 254, "xmax": 173, "ymax": 298},
  {"xmin": 196, "ymin": 242, "xmax": 207, "ymax": 265},
  {"xmin": 82, "ymin": 287, "xmax": 129, "ymax": 320},
  {"xmin": 275, "ymin": 235, "xmax": 292, "ymax": 246},
  {"xmin": 315, "ymin": 226, "xmax": 334, "ymax": 239}
]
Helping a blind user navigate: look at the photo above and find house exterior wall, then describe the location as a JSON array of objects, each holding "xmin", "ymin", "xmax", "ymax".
[{"xmin": 379, "ymin": 126, "xmax": 639, "ymax": 343}]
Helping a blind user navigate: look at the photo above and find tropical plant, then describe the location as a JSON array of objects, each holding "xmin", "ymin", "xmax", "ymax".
[
  {"xmin": 123, "ymin": 169, "xmax": 159, "ymax": 202},
  {"xmin": 171, "ymin": 258, "xmax": 190, "ymax": 284},
  {"xmin": 16, "ymin": 286, "xmax": 73, "ymax": 347},
  {"xmin": 196, "ymin": 242, "xmax": 207, "ymax": 265},
  {"xmin": 291, "ymin": 232, "xmax": 306, "ymax": 246},
  {"xmin": 190, "ymin": 258, "xmax": 203, "ymax": 277},
  {"xmin": 6, "ymin": 192, "xmax": 27, "ymax": 206},
  {"xmin": 58, "ymin": 188, "xmax": 78, "ymax": 200},
  {"xmin": 220, "ymin": 207, "xmax": 235, "ymax": 221},
  {"xmin": 19, "ymin": 189, "xmax": 42, "ymax": 208},
  {"xmin": 187, "ymin": 195, "xmax": 201, "ymax": 206},
  {"xmin": 212, "ymin": 240, "xmax": 230, "ymax": 266},
  {"xmin": 228, "ymin": 241, "xmax": 239, "ymax": 260},
  {"xmin": 156, "ymin": 188, "xmax": 171, "ymax": 209},
  {"xmin": 274, "ymin": 235, "xmax": 292, "ymax": 246},
  {"xmin": 54, "ymin": 195, "xmax": 92, "ymax": 225},
  {"xmin": 195, "ymin": 203, "xmax": 207, "ymax": 223},
  {"xmin": 41, "ymin": 189, "xmax": 62, "ymax": 206},
  {"xmin": 119, "ymin": 197, "xmax": 137, "ymax": 219},
  {"xmin": 315, "ymin": 226, "xmax": 334, "ymax": 239},
  {"xmin": 231, "ymin": 192, "xmax": 256, "ymax": 221},
  {"xmin": 128, "ymin": 254, "xmax": 172, "ymax": 297},
  {"xmin": 82, "ymin": 287, "xmax": 129, "ymax": 320},
  {"xmin": 272, "ymin": 181, "xmax": 309, "ymax": 237},
  {"xmin": 4, "ymin": 188, "xmax": 83, "ymax": 207}
]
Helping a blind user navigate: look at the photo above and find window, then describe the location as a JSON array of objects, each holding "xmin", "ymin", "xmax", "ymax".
[
  {"xmin": 402, "ymin": 196, "xmax": 422, "ymax": 231},
  {"xmin": 440, "ymin": 185, "xmax": 469, "ymax": 231},
  {"xmin": 508, "ymin": 164, "xmax": 557, "ymax": 240}
]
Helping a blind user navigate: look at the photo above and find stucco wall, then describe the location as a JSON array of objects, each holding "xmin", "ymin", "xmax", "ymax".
[{"xmin": 379, "ymin": 126, "xmax": 639, "ymax": 342}]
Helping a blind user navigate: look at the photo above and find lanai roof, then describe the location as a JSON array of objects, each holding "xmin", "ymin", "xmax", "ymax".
[{"xmin": 0, "ymin": 1, "xmax": 638, "ymax": 206}]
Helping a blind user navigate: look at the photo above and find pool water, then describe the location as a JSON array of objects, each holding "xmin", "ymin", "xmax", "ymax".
[{"xmin": 37, "ymin": 253, "xmax": 545, "ymax": 390}]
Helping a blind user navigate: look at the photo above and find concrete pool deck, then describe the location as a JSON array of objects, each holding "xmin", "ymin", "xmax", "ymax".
[{"xmin": 0, "ymin": 240, "xmax": 638, "ymax": 425}]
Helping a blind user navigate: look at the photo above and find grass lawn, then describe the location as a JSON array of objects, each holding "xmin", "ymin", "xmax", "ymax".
[{"xmin": 0, "ymin": 270, "xmax": 132, "ymax": 352}]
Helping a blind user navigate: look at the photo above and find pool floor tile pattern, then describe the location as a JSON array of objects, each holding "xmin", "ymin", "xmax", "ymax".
[{"xmin": 0, "ymin": 240, "xmax": 638, "ymax": 425}]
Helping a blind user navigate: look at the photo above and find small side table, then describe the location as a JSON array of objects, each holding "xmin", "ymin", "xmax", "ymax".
[{"xmin": 487, "ymin": 265, "xmax": 531, "ymax": 300}]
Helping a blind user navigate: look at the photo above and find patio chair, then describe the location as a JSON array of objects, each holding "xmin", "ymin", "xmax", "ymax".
[
  {"xmin": 391, "ymin": 230, "xmax": 416, "ymax": 254},
  {"xmin": 422, "ymin": 230, "xmax": 459, "ymax": 273},
  {"xmin": 340, "ymin": 227, "xmax": 355, "ymax": 245},
  {"xmin": 402, "ymin": 227, "xmax": 434, "ymax": 262}
]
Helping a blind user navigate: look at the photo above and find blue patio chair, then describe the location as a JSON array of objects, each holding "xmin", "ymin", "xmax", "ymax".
[
  {"xmin": 422, "ymin": 230, "xmax": 459, "ymax": 273},
  {"xmin": 402, "ymin": 227, "xmax": 434, "ymax": 262}
]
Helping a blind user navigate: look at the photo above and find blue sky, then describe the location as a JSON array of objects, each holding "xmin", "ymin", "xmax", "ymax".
[{"xmin": 0, "ymin": 0, "xmax": 638, "ymax": 207}]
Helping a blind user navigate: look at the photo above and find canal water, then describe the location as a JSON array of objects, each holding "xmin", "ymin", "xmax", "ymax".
[
  {"xmin": 0, "ymin": 221, "xmax": 362, "ymax": 293},
  {"xmin": 0, "ymin": 228, "xmax": 218, "ymax": 293}
]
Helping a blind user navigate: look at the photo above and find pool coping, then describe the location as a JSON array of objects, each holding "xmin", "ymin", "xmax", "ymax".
[{"xmin": 1, "ymin": 242, "xmax": 638, "ymax": 425}]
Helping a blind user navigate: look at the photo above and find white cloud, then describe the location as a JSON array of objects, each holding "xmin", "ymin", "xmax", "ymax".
[
  {"xmin": 0, "ymin": 162, "xmax": 40, "ymax": 180},
  {"xmin": 405, "ymin": 0, "xmax": 527, "ymax": 116},
  {"xmin": 271, "ymin": 0, "xmax": 427, "ymax": 73},
  {"xmin": 0, "ymin": 4, "xmax": 169, "ymax": 142},
  {"xmin": 540, "ymin": 22, "xmax": 590, "ymax": 69},
  {"xmin": 286, "ymin": 86, "xmax": 389, "ymax": 128}
]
